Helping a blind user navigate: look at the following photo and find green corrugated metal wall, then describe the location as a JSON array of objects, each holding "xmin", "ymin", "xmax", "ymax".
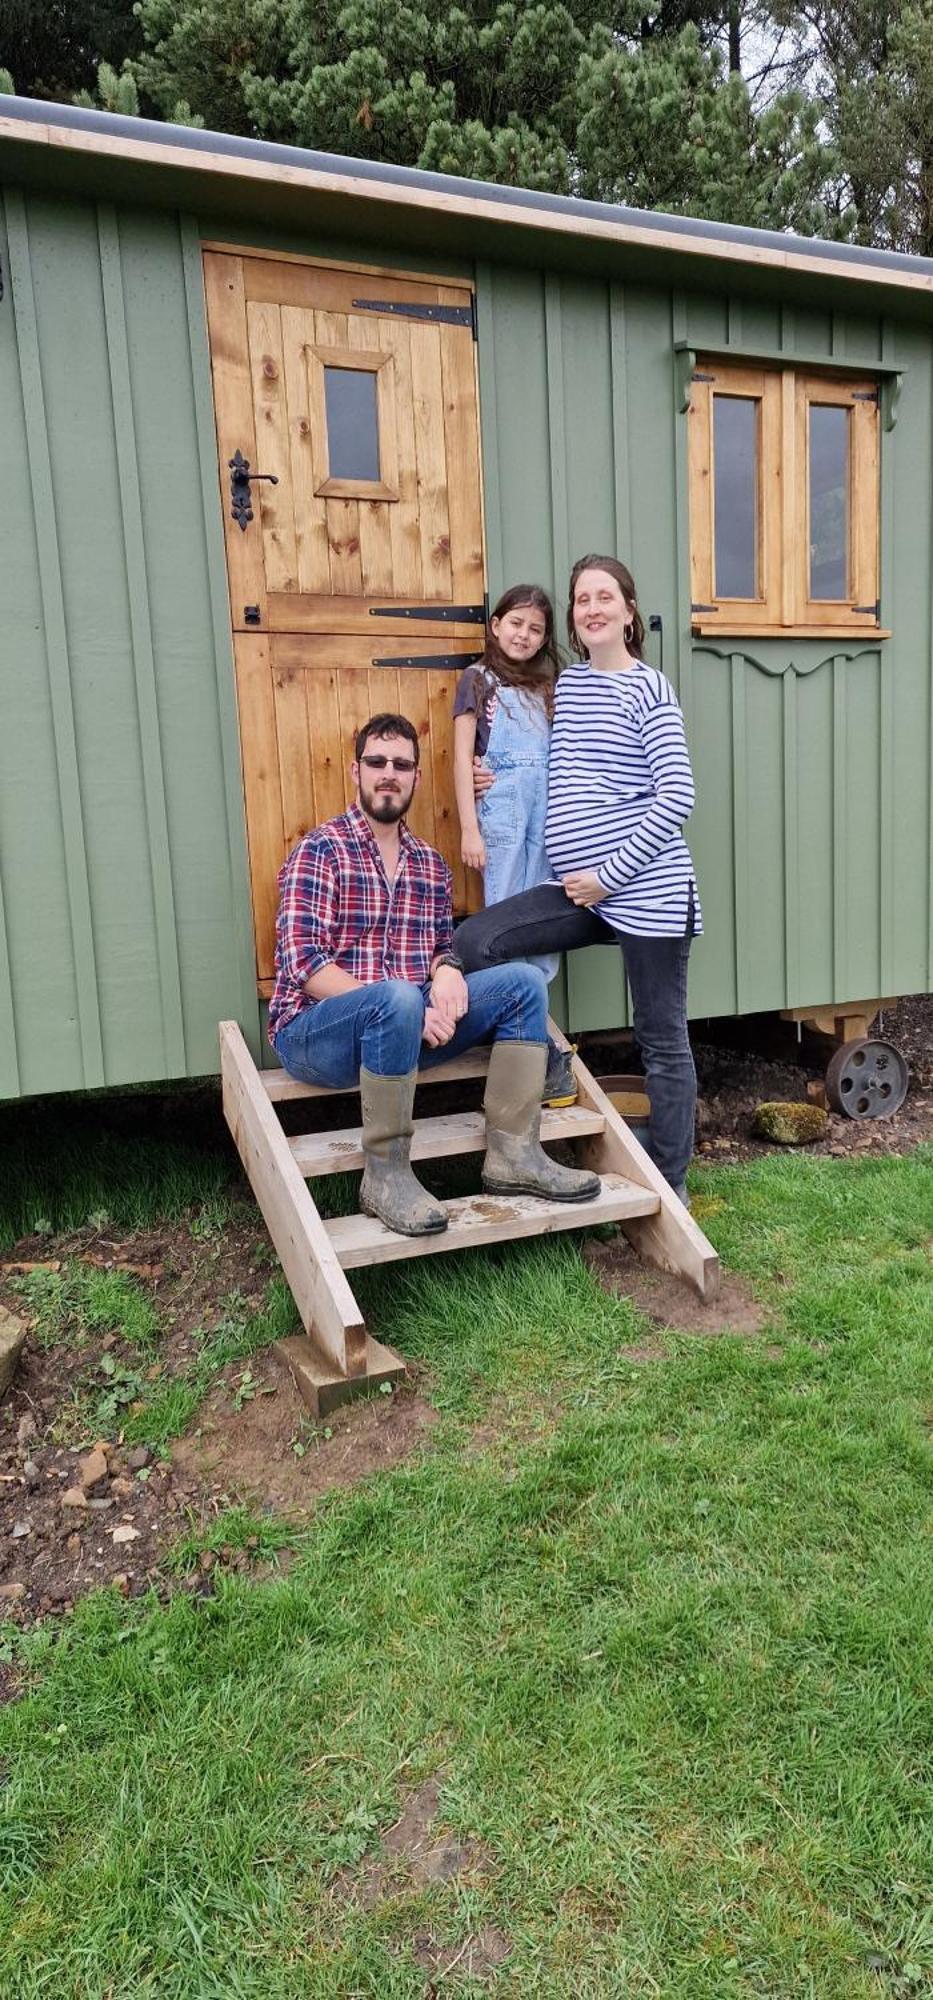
[
  {"xmin": 0, "ymin": 190, "xmax": 257, "ymax": 1098},
  {"xmin": 1, "ymin": 187, "xmax": 932, "ymax": 1099},
  {"xmin": 476, "ymin": 265, "xmax": 933, "ymax": 1031}
]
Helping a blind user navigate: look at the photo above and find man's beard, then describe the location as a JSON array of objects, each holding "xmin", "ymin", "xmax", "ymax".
[{"xmin": 359, "ymin": 779, "xmax": 414, "ymax": 824}]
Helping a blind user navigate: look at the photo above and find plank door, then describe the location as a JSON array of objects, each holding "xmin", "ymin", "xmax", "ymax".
[{"xmin": 203, "ymin": 249, "xmax": 486, "ymax": 989}]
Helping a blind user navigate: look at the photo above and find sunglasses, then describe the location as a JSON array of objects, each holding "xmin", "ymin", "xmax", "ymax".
[{"xmin": 360, "ymin": 754, "xmax": 417, "ymax": 773}]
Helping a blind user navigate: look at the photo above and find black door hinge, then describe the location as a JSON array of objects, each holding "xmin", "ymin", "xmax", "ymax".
[
  {"xmin": 691, "ymin": 603, "xmax": 718, "ymax": 614},
  {"xmin": 372, "ymin": 651, "xmax": 484, "ymax": 670},
  {"xmin": 851, "ymin": 389, "xmax": 879, "ymax": 402},
  {"xmin": 853, "ymin": 601, "xmax": 881, "ymax": 617},
  {"xmin": 353, "ymin": 296, "xmax": 477, "ymax": 339},
  {"xmin": 369, "ymin": 603, "xmax": 486, "ymax": 623},
  {"xmin": 243, "ymin": 605, "xmax": 262, "ymax": 626}
]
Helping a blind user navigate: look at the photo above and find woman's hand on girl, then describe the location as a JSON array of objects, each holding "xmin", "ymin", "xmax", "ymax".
[
  {"xmin": 461, "ymin": 827, "xmax": 487, "ymax": 871},
  {"xmin": 562, "ymin": 870, "xmax": 609, "ymax": 907}
]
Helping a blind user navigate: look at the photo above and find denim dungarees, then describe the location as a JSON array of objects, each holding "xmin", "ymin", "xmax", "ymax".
[{"xmin": 478, "ymin": 680, "xmax": 558, "ymax": 983}]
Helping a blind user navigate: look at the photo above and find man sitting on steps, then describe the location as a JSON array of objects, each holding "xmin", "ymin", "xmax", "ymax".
[{"xmin": 269, "ymin": 711, "xmax": 600, "ymax": 1238}]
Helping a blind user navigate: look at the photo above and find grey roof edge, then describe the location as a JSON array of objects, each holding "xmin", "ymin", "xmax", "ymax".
[{"xmin": 4, "ymin": 90, "xmax": 933, "ymax": 286}]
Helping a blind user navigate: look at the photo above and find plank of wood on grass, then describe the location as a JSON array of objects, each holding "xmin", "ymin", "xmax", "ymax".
[{"xmin": 220, "ymin": 1021, "xmax": 367, "ymax": 1374}]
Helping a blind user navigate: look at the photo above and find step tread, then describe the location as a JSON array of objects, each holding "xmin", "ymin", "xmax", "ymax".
[
  {"xmin": 261, "ymin": 1046, "xmax": 491, "ymax": 1102},
  {"xmin": 325, "ymin": 1174, "xmax": 659, "ymax": 1267},
  {"xmin": 289, "ymin": 1102, "xmax": 606, "ymax": 1177}
]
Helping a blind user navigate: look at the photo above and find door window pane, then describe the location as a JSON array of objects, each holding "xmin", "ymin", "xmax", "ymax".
[
  {"xmin": 324, "ymin": 366, "xmax": 380, "ymax": 481},
  {"xmin": 713, "ymin": 395, "xmax": 758, "ymax": 599},
  {"xmin": 809, "ymin": 404, "xmax": 849, "ymax": 599}
]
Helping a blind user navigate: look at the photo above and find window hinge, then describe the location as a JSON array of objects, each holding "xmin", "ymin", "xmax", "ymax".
[
  {"xmin": 691, "ymin": 603, "xmax": 718, "ymax": 614},
  {"xmin": 692, "ymin": 371, "xmax": 715, "ymax": 382},
  {"xmin": 851, "ymin": 389, "xmax": 879, "ymax": 402},
  {"xmin": 853, "ymin": 601, "xmax": 881, "ymax": 618}
]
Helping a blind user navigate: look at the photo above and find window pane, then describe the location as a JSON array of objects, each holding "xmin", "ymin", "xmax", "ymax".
[
  {"xmin": 713, "ymin": 395, "xmax": 758, "ymax": 599},
  {"xmin": 324, "ymin": 366, "xmax": 380, "ymax": 481},
  {"xmin": 809, "ymin": 404, "xmax": 849, "ymax": 599}
]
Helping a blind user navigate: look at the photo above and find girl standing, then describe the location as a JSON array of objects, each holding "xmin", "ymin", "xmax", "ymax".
[
  {"xmin": 453, "ymin": 556, "xmax": 701, "ymax": 1202},
  {"xmin": 452, "ymin": 585, "xmax": 574, "ymax": 1105}
]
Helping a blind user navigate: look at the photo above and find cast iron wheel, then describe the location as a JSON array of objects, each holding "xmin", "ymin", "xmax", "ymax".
[{"xmin": 824, "ymin": 1039, "xmax": 909, "ymax": 1119}]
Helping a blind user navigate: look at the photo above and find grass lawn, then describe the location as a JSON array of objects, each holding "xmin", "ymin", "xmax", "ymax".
[{"xmin": 1, "ymin": 1101, "xmax": 932, "ymax": 1996}]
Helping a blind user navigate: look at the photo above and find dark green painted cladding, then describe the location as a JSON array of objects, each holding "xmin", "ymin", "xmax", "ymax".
[
  {"xmin": 1, "ymin": 177, "xmax": 931, "ymax": 1097},
  {"xmin": 1, "ymin": 189, "xmax": 257, "ymax": 1095}
]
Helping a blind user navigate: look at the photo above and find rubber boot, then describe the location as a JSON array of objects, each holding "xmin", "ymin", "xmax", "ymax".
[
  {"xmin": 482, "ymin": 1042, "xmax": 602, "ymax": 1203},
  {"xmin": 359, "ymin": 1068, "xmax": 448, "ymax": 1236}
]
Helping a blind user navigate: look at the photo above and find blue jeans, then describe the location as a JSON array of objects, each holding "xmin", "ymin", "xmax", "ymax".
[
  {"xmin": 453, "ymin": 884, "xmax": 697, "ymax": 1192},
  {"xmin": 273, "ymin": 964, "xmax": 549, "ymax": 1089}
]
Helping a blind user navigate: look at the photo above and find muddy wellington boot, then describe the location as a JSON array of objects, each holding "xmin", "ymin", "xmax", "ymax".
[
  {"xmin": 482, "ymin": 1042, "xmax": 602, "ymax": 1203},
  {"xmin": 358, "ymin": 1068, "xmax": 448, "ymax": 1236}
]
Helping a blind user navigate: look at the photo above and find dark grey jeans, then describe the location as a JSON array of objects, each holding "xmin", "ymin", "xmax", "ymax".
[{"xmin": 453, "ymin": 885, "xmax": 697, "ymax": 1193}]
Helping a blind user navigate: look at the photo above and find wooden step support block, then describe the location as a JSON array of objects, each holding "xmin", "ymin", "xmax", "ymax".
[{"xmin": 275, "ymin": 1332, "xmax": 405, "ymax": 1417}]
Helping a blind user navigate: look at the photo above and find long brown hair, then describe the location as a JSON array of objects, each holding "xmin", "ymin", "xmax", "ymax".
[
  {"xmin": 484, "ymin": 583, "xmax": 560, "ymax": 718},
  {"xmin": 567, "ymin": 555, "xmax": 645, "ymax": 660}
]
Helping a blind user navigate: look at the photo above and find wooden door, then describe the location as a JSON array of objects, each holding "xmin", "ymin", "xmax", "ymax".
[{"xmin": 203, "ymin": 249, "xmax": 486, "ymax": 989}]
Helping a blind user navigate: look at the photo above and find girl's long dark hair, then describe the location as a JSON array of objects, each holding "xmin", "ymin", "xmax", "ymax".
[
  {"xmin": 567, "ymin": 554, "xmax": 645, "ymax": 660},
  {"xmin": 484, "ymin": 584, "xmax": 560, "ymax": 717}
]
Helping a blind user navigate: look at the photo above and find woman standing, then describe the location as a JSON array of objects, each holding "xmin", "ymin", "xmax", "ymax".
[{"xmin": 453, "ymin": 555, "xmax": 701, "ymax": 1202}]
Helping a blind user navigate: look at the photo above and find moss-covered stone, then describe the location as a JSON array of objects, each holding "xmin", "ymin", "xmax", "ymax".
[{"xmin": 751, "ymin": 1100, "xmax": 829, "ymax": 1145}]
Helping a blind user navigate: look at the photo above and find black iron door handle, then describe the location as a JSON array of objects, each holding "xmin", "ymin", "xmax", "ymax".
[{"xmin": 229, "ymin": 449, "xmax": 279, "ymax": 530}]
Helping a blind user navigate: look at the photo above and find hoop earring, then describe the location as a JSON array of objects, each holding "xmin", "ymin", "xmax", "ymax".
[{"xmin": 624, "ymin": 620, "xmax": 635, "ymax": 644}]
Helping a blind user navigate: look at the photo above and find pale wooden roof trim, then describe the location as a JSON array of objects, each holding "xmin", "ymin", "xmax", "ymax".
[{"xmin": 5, "ymin": 105, "xmax": 933, "ymax": 300}]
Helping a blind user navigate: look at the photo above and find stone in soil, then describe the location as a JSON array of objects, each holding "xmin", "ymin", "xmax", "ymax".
[
  {"xmin": 61, "ymin": 1487, "xmax": 88, "ymax": 1511},
  {"xmin": 77, "ymin": 1447, "xmax": 109, "ymax": 1493},
  {"xmin": 751, "ymin": 1101, "xmax": 829, "ymax": 1145},
  {"xmin": 0, "ymin": 1307, "xmax": 27, "ymax": 1401}
]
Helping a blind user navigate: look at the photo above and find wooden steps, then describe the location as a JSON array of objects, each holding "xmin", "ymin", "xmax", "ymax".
[
  {"xmin": 288, "ymin": 1102, "xmax": 606, "ymax": 1177},
  {"xmin": 221, "ymin": 1019, "xmax": 720, "ymax": 1416},
  {"xmin": 325, "ymin": 1175, "xmax": 658, "ymax": 1268}
]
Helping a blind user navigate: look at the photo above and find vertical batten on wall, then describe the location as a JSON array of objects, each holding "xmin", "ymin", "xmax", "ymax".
[
  {"xmin": 729, "ymin": 652, "xmax": 749, "ymax": 1015},
  {"xmin": 98, "ymin": 202, "xmax": 187, "ymax": 1078},
  {"xmin": 544, "ymin": 273, "xmax": 569, "ymax": 597},
  {"xmin": 609, "ymin": 284, "xmax": 631, "ymax": 558},
  {"xmin": 5, "ymin": 188, "xmax": 105, "ymax": 1088},
  {"xmin": 782, "ymin": 669, "xmax": 800, "ymax": 1005},
  {"xmin": 180, "ymin": 214, "xmax": 259, "ymax": 1054}
]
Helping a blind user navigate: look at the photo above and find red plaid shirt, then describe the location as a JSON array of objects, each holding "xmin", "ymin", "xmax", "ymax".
[{"xmin": 268, "ymin": 802, "xmax": 454, "ymax": 1040}]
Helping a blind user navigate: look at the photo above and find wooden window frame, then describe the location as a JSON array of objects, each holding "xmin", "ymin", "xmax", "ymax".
[
  {"xmin": 688, "ymin": 359, "xmax": 884, "ymax": 638},
  {"xmin": 307, "ymin": 344, "xmax": 400, "ymax": 501}
]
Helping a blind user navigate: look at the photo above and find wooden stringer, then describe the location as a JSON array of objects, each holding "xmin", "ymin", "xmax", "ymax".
[{"xmin": 220, "ymin": 1022, "xmax": 720, "ymax": 1414}]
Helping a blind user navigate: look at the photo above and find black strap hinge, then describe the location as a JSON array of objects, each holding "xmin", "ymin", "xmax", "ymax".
[
  {"xmin": 691, "ymin": 603, "xmax": 718, "ymax": 614},
  {"xmin": 851, "ymin": 389, "xmax": 879, "ymax": 402},
  {"xmin": 352, "ymin": 296, "xmax": 476, "ymax": 338},
  {"xmin": 369, "ymin": 603, "xmax": 486, "ymax": 624},
  {"xmin": 853, "ymin": 601, "xmax": 881, "ymax": 617},
  {"xmin": 372, "ymin": 651, "xmax": 483, "ymax": 670}
]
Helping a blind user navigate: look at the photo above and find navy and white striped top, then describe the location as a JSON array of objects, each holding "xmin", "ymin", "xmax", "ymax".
[{"xmin": 545, "ymin": 660, "xmax": 702, "ymax": 938}]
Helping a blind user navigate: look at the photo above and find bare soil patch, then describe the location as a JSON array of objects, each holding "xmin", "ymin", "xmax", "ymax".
[
  {"xmin": 335, "ymin": 1775, "xmax": 510, "ymax": 1987},
  {"xmin": 583, "ymin": 1234, "xmax": 769, "ymax": 1344},
  {"xmin": 0, "ymin": 1216, "xmax": 437, "ymax": 1631},
  {"xmin": 172, "ymin": 1353, "xmax": 438, "ymax": 1512}
]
